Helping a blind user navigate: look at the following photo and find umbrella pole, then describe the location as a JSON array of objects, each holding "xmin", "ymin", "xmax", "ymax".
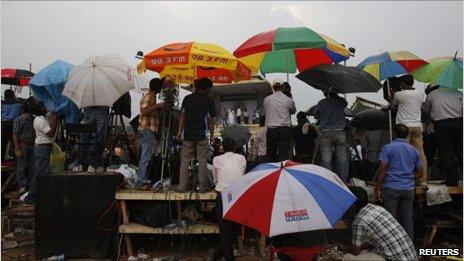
[
  {"xmin": 29, "ymin": 63, "xmax": 32, "ymax": 97},
  {"xmin": 285, "ymin": 50, "xmax": 289, "ymax": 82},
  {"xmin": 387, "ymin": 82, "xmax": 393, "ymax": 142}
]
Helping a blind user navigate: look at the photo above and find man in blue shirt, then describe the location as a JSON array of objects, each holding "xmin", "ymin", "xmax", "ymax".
[
  {"xmin": 308, "ymin": 91, "xmax": 349, "ymax": 182},
  {"xmin": 375, "ymin": 124, "xmax": 423, "ymax": 240},
  {"xmin": 2, "ymin": 89, "xmax": 22, "ymax": 160}
]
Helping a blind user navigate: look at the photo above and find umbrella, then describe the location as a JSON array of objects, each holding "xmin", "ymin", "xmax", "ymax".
[
  {"xmin": 357, "ymin": 51, "xmax": 427, "ymax": 81},
  {"xmin": 63, "ymin": 54, "xmax": 135, "ymax": 108},
  {"xmin": 142, "ymin": 42, "xmax": 252, "ymax": 84},
  {"xmin": 296, "ymin": 64, "xmax": 382, "ymax": 93},
  {"xmin": 222, "ymin": 124, "xmax": 251, "ymax": 148},
  {"xmin": 352, "ymin": 109, "xmax": 389, "ymax": 130},
  {"xmin": 29, "ymin": 60, "xmax": 79, "ymax": 123},
  {"xmin": 234, "ymin": 27, "xmax": 351, "ymax": 75},
  {"xmin": 222, "ymin": 161, "xmax": 356, "ymax": 236},
  {"xmin": 412, "ymin": 56, "xmax": 463, "ymax": 90},
  {"xmin": 1, "ymin": 68, "xmax": 34, "ymax": 86}
]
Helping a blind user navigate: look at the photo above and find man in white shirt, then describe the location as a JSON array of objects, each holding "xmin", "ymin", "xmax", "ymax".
[
  {"xmin": 212, "ymin": 138, "xmax": 246, "ymax": 261},
  {"xmin": 392, "ymin": 75, "xmax": 427, "ymax": 186},
  {"xmin": 423, "ymin": 86, "xmax": 463, "ymax": 186},
  {"xmin": 24, "ymin": 102, "xmax": 57, "ymax": 204},
  {"xmin": 263, "ymin": 82, "xmax": 296, "ymax": 162}
]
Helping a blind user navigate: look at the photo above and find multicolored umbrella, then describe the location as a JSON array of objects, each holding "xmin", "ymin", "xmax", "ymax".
[
  {"xmin": 142, "ymin": 42, "xmax": 251, "ymax": 84},
  {"xmin": 222, "ymin": 161, "xmax": 356, "ymax": 236},
  {"xmin": 412, "ymin": 56, "xmax": 463, "ymax": 90},
  {"xmin": 1, "ymin": 68, "xmax": 34, "ymax": 86},
  {"xmin": 357, "ymin": 51, "xmax": 427, "ymax": 81},
  {"xmin": 233, "ymin": 27, "xmax": 351, "ymax": 75}
]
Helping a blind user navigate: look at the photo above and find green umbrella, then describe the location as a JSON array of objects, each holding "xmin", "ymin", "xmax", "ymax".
[{"xmin": 412, "ymin": 55, "xmax": 462, "ymax": 89}]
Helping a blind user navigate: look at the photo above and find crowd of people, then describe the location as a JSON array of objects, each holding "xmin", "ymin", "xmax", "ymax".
[{"xmin": 1, "ymin": 70, "xmax": 462, "ymax": 260}]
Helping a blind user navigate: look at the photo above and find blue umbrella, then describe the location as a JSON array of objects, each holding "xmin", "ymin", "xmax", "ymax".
[{"xmin": 29, "ymin": 60, "xmax": 79, "ymax": 123}]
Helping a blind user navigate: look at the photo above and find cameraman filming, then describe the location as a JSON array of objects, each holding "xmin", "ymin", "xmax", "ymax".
[
  {"xmin": 136, "ymin": 78, "xmax": 168, "ymax": 189},
  {"xmin": 176, "ymin": 77, "xmax": 216, "ymax": 193}
]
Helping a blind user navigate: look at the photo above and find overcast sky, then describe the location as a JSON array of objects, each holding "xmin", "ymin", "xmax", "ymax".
[{"xmin": 2, "ymin": 1, "xmax": 463, "ymax": 111}]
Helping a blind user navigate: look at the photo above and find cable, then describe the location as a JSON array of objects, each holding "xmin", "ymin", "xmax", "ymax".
[{"xmin": 97, "ymin": 182, "xmax": 124, "ymax": 232}]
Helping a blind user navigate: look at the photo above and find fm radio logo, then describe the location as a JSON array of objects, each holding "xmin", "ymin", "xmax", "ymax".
[{"xmin": 284, "ymin": 209, "xmax": 309, "ymax": 222}]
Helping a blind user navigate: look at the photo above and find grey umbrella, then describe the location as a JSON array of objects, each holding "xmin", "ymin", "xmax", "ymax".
[{"xmin": 222, "ymin": 124, "xmax": 251, "ymax": 148}]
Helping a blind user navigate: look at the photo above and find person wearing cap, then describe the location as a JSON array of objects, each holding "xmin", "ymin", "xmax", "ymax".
[
  {"xmin": 308, "ymin": 91, "xmax": 349, "ymax": 182},
  {"xmin": 392, "ymin": 74, "xmax": 427, "ymax": 187},
  {"xmin": 135, "ymin": 78, "xmax": 167, "ymax": 188},
  {"xmin": 293, "ymin": 111, "xmax": 318, "ymax": 163},
  {"xmin": 423, "ymin": 85, "xmax": 463, "ymax": 186},
  {"xmin": 263, "ymin": 81, "xmax": 296, "ymax": 162}
]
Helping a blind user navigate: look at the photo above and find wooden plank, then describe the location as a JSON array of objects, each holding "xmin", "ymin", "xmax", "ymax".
[
  {"xmin": 116, "ymin": 189, "xmax": 217, "ymax": 200},
  {"xmin": 119, "ymin": 222, "xmax": 219, "ymax": 234},
  {"xmin": 119, "ymin": 200, "xmax": 129, "ymax": 225},
  {"xmin": 124, "ymin": 234, "xmax": 134, "ymax": 257},
  {"xmin": 415, "ymin": 186, "xmax": 462, "ymax": 195}
]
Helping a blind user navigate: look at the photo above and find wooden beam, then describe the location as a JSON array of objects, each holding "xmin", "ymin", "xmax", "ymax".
[
  {"xmin": 119, "ymin": 222, "xmax": 219, "ymax": 234},
  {"xmin": 116, "ymin": 189, "xmax": 217, "ymax": 200}
]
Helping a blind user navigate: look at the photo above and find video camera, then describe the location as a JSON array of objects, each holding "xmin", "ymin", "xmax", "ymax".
[
  {"xmin": 159, "ymin": 82, "xmax": 180, "ymax": 107},
  {"xmin": 382, "ymin": 76, "xmax": 402, "ymax": 102}
]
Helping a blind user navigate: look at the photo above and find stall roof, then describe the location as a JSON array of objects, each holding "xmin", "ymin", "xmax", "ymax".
[{"xmin": 181, "ymin": 75, "xmax": 273, "ymax": 97}]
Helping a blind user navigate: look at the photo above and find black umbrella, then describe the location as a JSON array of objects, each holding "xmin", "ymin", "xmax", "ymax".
[
  {"xmin": 1, "ymin": 68, "xmax": 34, "ymax": 86},
  {"xmin": 222, "ymin": 124, "xmax": 251, "ymax": 148},
  {"xmin": 296, "ymin": 64, "xmax": 382, "ymax": 93},
  {"xmin": 352, "ymin": 108, "xmax": 389, "ymax": 130}
]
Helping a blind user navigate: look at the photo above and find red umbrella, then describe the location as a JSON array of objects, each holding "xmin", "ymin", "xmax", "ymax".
[{"xmin": 1, "ymin": 68, "xmax": 34, "ymax": 86}]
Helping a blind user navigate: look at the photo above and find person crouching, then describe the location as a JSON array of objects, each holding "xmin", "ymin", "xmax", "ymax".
[{"xmin": 212, "ymin": 138, "xmax": 246, "ymax": 261}]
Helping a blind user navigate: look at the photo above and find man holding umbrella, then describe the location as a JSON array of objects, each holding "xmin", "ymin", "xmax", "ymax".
[{"xmin": 308, "ymin": 91, "xmax": 349, "ymax": 182}]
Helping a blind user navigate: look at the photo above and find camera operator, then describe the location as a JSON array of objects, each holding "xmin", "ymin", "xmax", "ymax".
[
  {"xmin": 176, "ymin": 77, "xmax": 216, "ymax": 193},
  {"xmin": 392, "ymin": 74, "xmax": 428, "ymax": 187},
  {"xmin": 136, "ymin": 78, "xmax": 168, "ymax": 189}
]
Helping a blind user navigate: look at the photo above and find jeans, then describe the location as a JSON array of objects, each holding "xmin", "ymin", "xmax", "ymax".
[
  {"xmin": 383, "ymin": 188, "xmax": 414, "ymax": 240},
  {"xmin": 1, "ymin": 120, "xmax": 13, "ymax": 160},
  {"xmin": 407, "ymin": 127, "xmax": 428, "ymax": 183},
  {"xmin": 266, "ymin": 127, "xmax": 293, "ymax": 162},
  {"xmin": 16, "ymin": 143, "xmax": 35, "ymax": 189},
  {"xmin": 79, "ymin": 108, "xmax": 109, "ymax": 168},
  {"xmin": 320, "ymin": 130, "xmax": 349, "ymax": 182},
  {"xmin": 137, "ymin": 130, "xmax": 156, "ymax": 185},
  {"xmin": 178, "ymin": 140, "xmax": 209, "ymax": 190},
  {"xmin": 435, "ymin": 118, "xmax": 463, "ymax": 186},
  {"xmin": 26, "ymin": 144, "xmax": 52, "ymax": 203},
  {"xmin": 213, "ymin": 192, "xmax": 236, "ymax": 261}
]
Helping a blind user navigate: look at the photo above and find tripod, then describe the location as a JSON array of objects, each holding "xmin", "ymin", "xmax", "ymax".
[
  {"xmin": 153, "ymin": 109, "xmax": 176, "ymax": 187},
  {"xmin": 107, "ymin": 111, "xmax": 131, "ymax": 166}
]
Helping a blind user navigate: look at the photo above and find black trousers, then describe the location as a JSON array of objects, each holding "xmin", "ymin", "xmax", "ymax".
[
  {"xmin": 213, "ymin": 192, "xmax": 236, "ymax": 261},
  {"xmin": 1, "ymin": 120, "xmax": 13, "ymax": 160},
  {"xmin": 266, "ymin": 127, "xmax": 293, "ymax": 162},
  {"xmin": 435, "ymin": 118, "xmax": 463, "ymax": 186}
]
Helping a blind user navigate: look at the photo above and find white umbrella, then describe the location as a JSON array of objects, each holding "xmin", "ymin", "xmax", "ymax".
[{"xmin": 63, "ymin": 54, "xmax": 134, "ymax": 108}]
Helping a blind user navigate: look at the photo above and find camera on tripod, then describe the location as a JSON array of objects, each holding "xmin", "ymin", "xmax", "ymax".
[{"xmin": 159, "ymin": 80, "xmax": 180, "ymax": 107}]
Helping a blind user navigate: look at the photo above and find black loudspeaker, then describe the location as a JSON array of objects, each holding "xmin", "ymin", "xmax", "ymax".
[{"xmin": 35, "ymin": 173, "xmax": 123, "ymax": 259}]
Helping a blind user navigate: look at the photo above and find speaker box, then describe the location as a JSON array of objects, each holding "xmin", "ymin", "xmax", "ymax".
[{"xmin": 35, "ymin": 173, "xmax": 123, "ymax": 259}]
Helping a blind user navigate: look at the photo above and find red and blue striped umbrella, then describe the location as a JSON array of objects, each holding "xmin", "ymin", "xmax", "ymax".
[{"xmin": 222, "ymin": 161, "xmax": 356, "ymax": 236}]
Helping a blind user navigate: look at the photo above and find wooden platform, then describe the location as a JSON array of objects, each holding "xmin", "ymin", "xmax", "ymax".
[
  {"xmin": 116, "ymin": 189, "xmax": 217, "ymax": 200},
  {"xmin": 119, "ymin": 222, "xmax": 219, "ymax": 234}
]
